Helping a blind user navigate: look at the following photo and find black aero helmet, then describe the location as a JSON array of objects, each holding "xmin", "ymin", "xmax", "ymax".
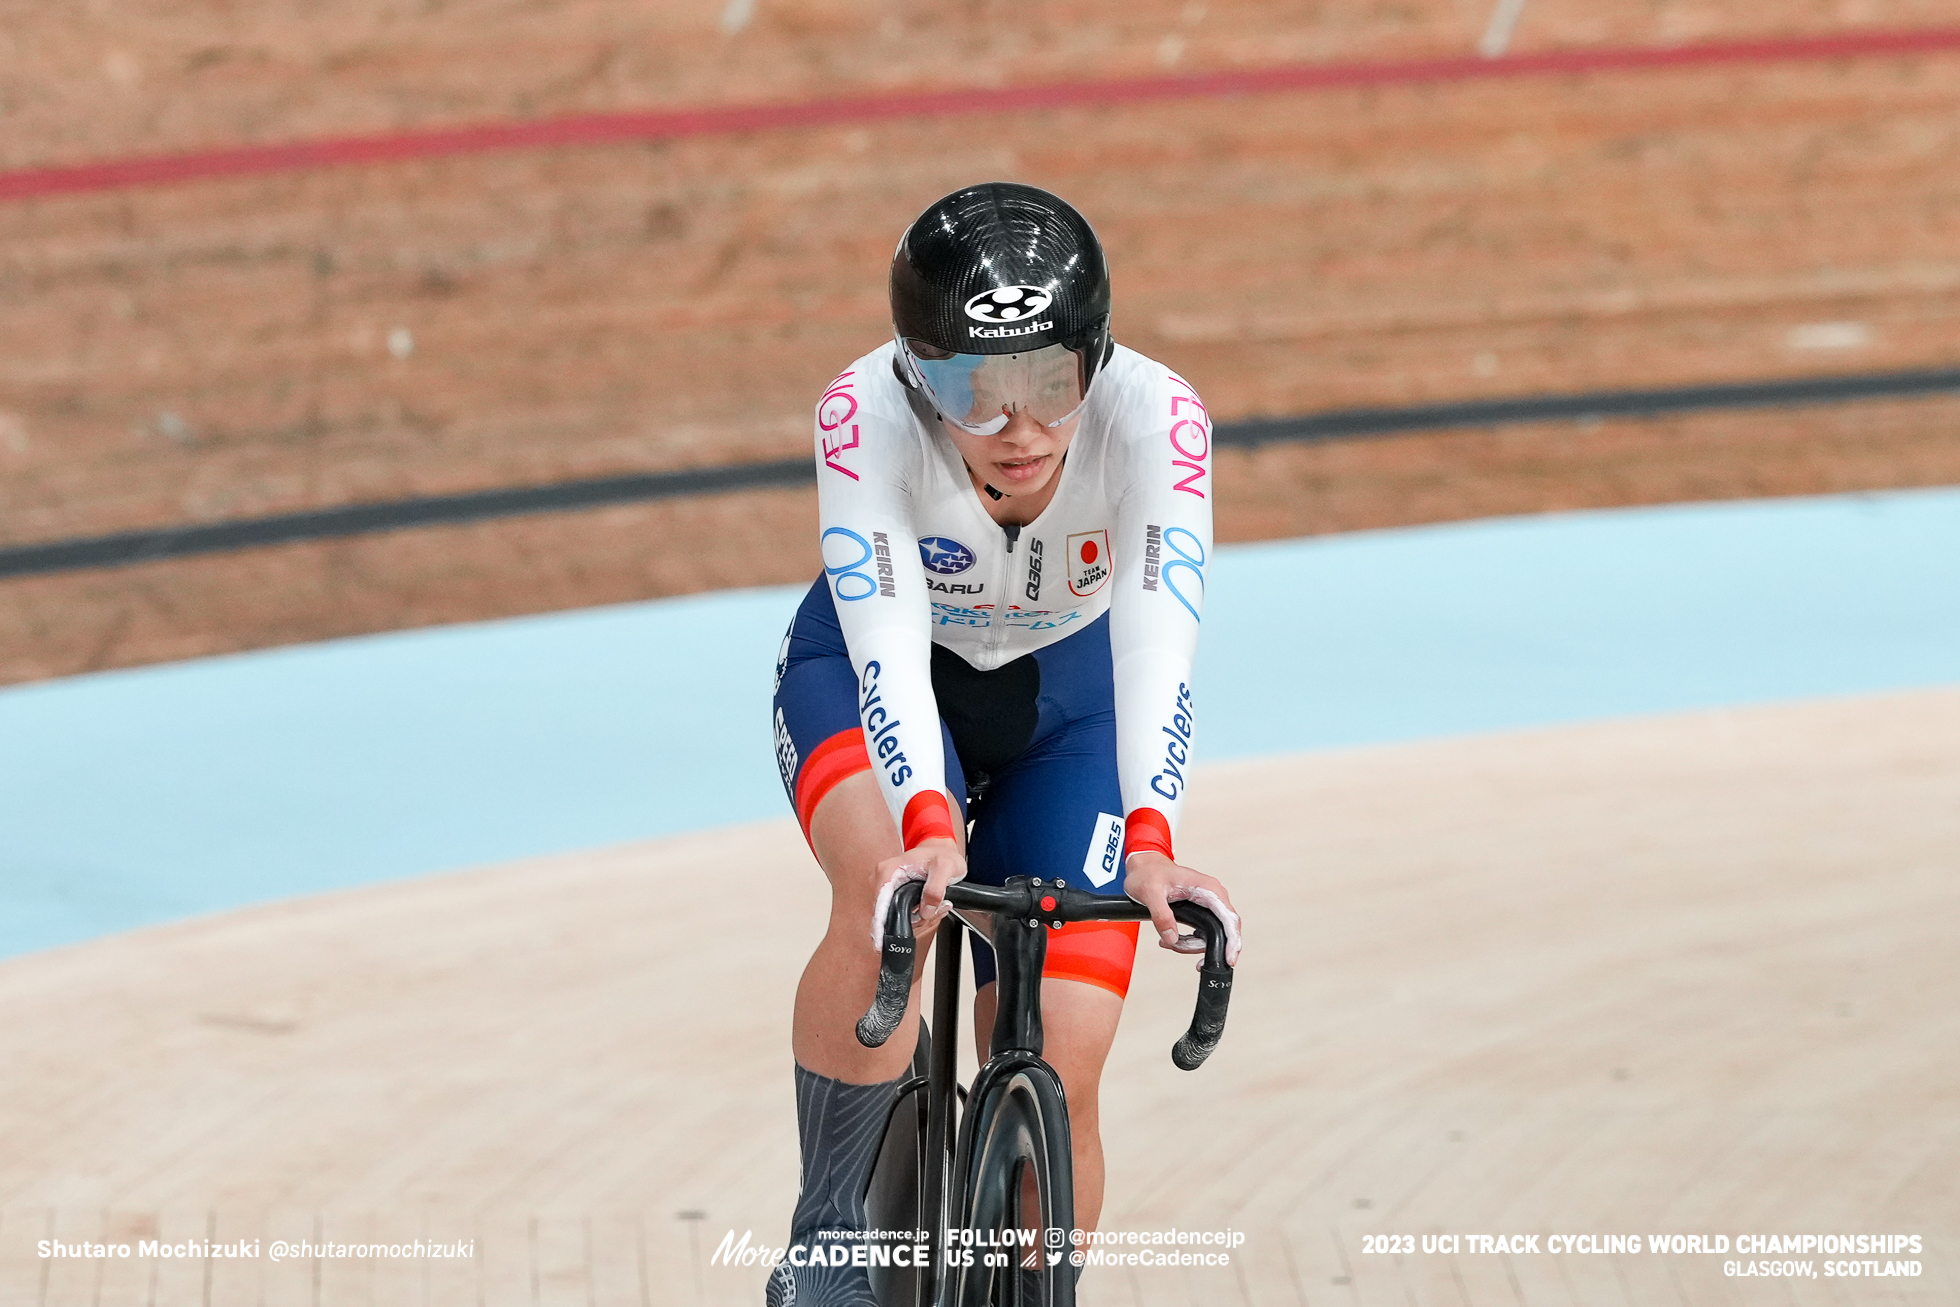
[{"xmin": 891, "ymin": 182, "xmax": 1113, "ymax": 435}]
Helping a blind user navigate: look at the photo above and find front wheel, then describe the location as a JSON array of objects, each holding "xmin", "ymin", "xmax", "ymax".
[{"xmin": 953, "ymin": 1063, "xmax": 1074, "ymax": 1307}]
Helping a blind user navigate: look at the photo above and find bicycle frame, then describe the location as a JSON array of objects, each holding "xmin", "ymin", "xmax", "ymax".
[{"xmin": 860, "ymin": 876, "xmax": 1235, "ymax": 1306}]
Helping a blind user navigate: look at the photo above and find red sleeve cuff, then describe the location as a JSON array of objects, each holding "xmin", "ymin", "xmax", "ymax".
[
  {"xmin": 902, "ymin": 790, "xmax": 957, "ymax": 848},
  {"xmin": 1124, "ymin": 808, "xmax": 1175, "ymax": 863}
]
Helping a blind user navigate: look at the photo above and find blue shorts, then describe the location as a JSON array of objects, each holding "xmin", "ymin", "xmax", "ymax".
[{"xmin": 771, "ymin": 577, "xmax": 1141, "ymax": 997}]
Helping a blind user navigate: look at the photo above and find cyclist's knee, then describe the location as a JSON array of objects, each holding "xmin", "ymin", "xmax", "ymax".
[
  {"xmin": 808, "ymin": 775, "xmax": 902, "ymax": 940},
  {"xmin": 810, "ymin": 772, "xmax": 900, "ymax": 879},
  {"xmin": 972, "ymin": 978, "xmax": 1122, "ymax": 1080},
  {"xmin": 1039, "ymin": 979, "xmax": 1124, "ymax": 1093},
  {"xmin": 808, "ymin": 774, "xmax": 957, "ymax": 965}
]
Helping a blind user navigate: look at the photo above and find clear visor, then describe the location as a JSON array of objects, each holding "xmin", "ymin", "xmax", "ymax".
[{"xmin": 901, "ymin": 338, "xmax": 1091, "ymax": 435}]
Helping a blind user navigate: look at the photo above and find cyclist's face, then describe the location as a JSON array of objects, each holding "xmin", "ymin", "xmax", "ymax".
[{"xmin": 942, "ymin": 405, "xmax": 1079, "ymax": 500}]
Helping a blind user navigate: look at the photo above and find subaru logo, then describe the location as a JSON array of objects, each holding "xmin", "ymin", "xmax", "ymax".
[{"xmin": 918, "ymin": 536, "xmax": 975, "ymax": 575}]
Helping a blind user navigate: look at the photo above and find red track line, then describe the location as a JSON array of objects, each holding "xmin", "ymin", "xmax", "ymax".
[{"xmin": 4, "ymin": 26, "xmax": 1958, "ymax": 204}]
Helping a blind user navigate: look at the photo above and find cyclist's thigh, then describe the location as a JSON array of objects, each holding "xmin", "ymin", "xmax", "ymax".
[{"xmin": 772, "ymin": 576, "xmax": 966, "ymax": 897}]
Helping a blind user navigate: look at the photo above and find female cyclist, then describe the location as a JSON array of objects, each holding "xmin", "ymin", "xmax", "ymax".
[{"xmin": 768, "ymin": 181, "xmax": 1242, "ymax": 1306}]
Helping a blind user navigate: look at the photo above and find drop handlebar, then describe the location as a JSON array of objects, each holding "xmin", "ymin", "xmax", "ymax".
[{"xmin": 855, "ymin": 876, "xmax": 1233, "ymax": 1070}]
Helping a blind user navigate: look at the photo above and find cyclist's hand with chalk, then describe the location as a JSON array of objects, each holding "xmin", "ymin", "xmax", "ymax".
[
  {"xmin": 1124, "ymin": 852, "xmax": 1243, "ymax": 966},
  {"xmin": 873, "ymin": 838, "xmax": 965, "ymax": 936}
]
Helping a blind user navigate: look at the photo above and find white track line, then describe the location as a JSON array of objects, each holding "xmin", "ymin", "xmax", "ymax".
[{"xmin": 1479, "ymin": 0, "xmax": 1529, "ymax": 57}]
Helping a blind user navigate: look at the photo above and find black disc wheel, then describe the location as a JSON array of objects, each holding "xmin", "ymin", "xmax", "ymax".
[{"xmin": 954, "ymin": 1064, "xmax": 1074, "ymax": 1307}]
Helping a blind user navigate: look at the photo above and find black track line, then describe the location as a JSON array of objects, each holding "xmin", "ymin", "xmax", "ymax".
[{"xmin": 5, "ymin": 365, "xmax": 1958, "ymax": 580}]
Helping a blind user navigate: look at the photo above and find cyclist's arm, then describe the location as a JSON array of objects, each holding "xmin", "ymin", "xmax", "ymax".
[
  {"xmin": 1106, "ymin": 366, "xmax": 1240, "ymax": 961},
  {"xmin": 813, "ymin": 365, "xmax": 962, "ymax": 874}
]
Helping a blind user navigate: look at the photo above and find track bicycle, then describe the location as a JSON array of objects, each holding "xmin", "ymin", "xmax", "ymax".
[{"xmin": 852, "ymin": 875, "xmax": 1235, "ymax": 1306}]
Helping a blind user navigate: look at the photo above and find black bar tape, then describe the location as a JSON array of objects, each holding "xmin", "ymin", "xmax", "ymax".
[
  {"xmin": 856, "ymin": 880, "xmax": 924, "ymax": 1049},
  {"xmin": 1168, "ymin": 901, "xmax": 1235, "ymax": 1070},
  {"xmin": 1172, "ymin": 963, "xmax": 1235, "ymax": 1071}
]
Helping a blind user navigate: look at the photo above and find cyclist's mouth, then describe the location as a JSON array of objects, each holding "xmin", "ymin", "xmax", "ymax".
[{"xmin": 993, "ymin": 454, "xmax": 1049, "ymax": 484}]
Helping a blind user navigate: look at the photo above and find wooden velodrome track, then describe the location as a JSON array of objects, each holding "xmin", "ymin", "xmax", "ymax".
[
  {"xmin": 8, "ymin": 2, "xmax": 1960, "ymax": 680},
  {"xmin": 6, "ymin": 4, "xmax": 1959, "ymax": 1303},
  {"xmin": 3, "ymin": 688, "xmax": 1954, "ymax": 1306}
]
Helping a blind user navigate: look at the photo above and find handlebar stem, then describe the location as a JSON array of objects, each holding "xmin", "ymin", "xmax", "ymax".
[{"xmin": 988, "ymin": 890, "xmax": 1050, "ymax": 1059}]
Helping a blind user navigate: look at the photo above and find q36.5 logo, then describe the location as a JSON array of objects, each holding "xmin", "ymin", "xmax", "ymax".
[
  {"xmin": 963, "ymin": 286, "xmax": 1053, "ymax": 323},
  {"xmin": 918, "ymin": 536, "xmax": 975, "ymax": 575}
]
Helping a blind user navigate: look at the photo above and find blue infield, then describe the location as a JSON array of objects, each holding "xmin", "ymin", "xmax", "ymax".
[{"xmin": 3, "ymin": 486, "xmax": 1956, "ymax": 959}]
